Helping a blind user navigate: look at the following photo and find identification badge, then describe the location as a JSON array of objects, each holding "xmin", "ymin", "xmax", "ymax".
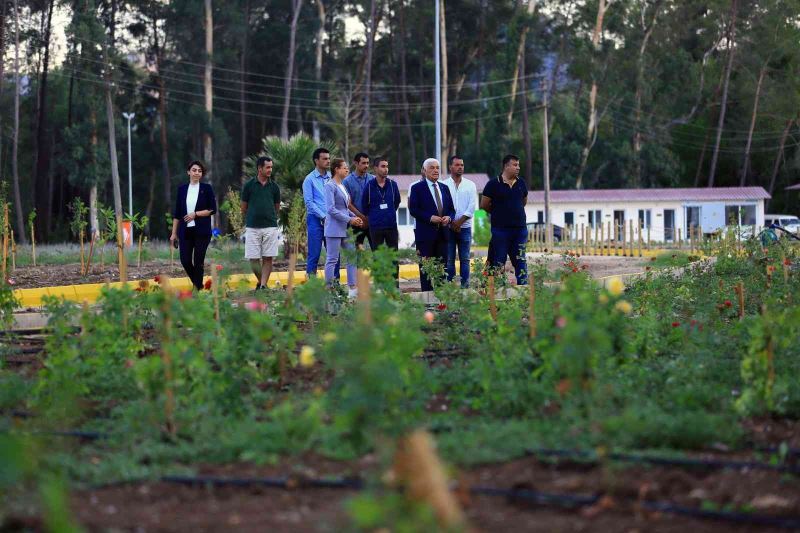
[{"xmin": 380, "ymin": 203, "xmax": 388, "ymax": 210}]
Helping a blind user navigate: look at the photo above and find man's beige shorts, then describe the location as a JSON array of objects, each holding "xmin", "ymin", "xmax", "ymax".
[{"xmin": 245, "ymin": 227, "xmax": 280, "ymax": 259}]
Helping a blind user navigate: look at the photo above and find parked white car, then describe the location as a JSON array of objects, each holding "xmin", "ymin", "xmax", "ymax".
[{"xmin": 764, "ymin": 214, "xmax": 800, "ymax": 236}]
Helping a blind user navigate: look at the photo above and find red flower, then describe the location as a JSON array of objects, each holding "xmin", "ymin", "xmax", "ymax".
[
  {"xmin": 767, "ymin": 265, "xmax": 776, "ymax": 273},
  {"xmin": 724, "ymin": 300, "xmax": 732, "ymax": 307},
  {"xmin": 690, "ymin": 319, "xmax": 697, "ymax": 326},
  {"xmin": 571, "ymin": 268, "xmax": 578, "ymax": 273},
  {"xmin": 784, "ymin": 258, "xmax": 792, "ymax": 266},
  {"xmin": 698, "ymin": 324, "xmax": 704, "ymax": 332},
  {"xmin": 154, "ymin": 275, "xmax": 161, "ymax": 283},
  {"xmin": 178, "ymin": 289, "xmax": 193, "ymax": 300},
  {"xmin": 204, "ymin": 279, "xmax": 212, "ymax": 290},
  {"xmin": 437, "ymin": 303, "xmax": 447, "ymax": 311},
  {"xmin": 215, "ymin": 264, "xmax": 223, "ymax": 271},
  {"xmin": 671, "ymin": 321, "xmax": 680, "ymax": 328}
]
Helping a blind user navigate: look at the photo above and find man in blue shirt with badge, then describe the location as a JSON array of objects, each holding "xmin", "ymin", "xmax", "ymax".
[{"xmin": 480, "ymin": 154, "xmax": 528, "ymax": 285}]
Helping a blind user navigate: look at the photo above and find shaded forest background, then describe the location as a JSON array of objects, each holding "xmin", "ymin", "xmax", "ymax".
[{"xmin": 1, "ymin": 0, "xmax": 799, "ymax": 242}]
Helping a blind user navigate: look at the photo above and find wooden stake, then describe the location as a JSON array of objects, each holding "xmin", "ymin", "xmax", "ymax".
[
  {"xmin": 117, "ymin": 216, "xmax": 127, "ymax": 283},
  {"xmin": 286, "ymin": 252, "xmax": 297, "ymax": 301},
  {"xmin": 646, "ymin": 223, "xmax": 651, "ymax": 250},
  {"xmin": 621, "ymin": 220, "xmax": 627, "ymax": 257},
  {"xmin": 599, "ymin": 222, "xmax": 604, "ymax": 256},
  {"xmin": 10, "ymin": 230, "xmax": 16, "ymax": 271},
  {"xmin": 137, "ymin": 233, "xmax": 144, "ymax": 268},
  {"xmin": 783, "ymin": 256, "xmax": 790, "ymax": 284},
  {"xmin": 488, "ymin": 275, "xmax": 497, "ymax": 321},
  {"xmin": 736, "ymin": 281, "xmax": 745, "ymax": 320},
  {"xmin": 170, "ymin": 239, "xmax": 175, "ymax": 268},
  {"xmin": 357, "ymin": 269, "xmax": 372, "ymax": 325},
  {"xmin": 528, "ymin": 275, "xmax": 536, "ymax": 339},
  {"xmin": 79, "ymin": 228, "xmax": 85, "ymax": 275},
  {"xmin": 30, "ymin": 221, "xmax": 36, "ymax": 267},
  {"xmin": 211, "ymin": 265, "xmax": 220, "ymax": 322},
  {"xmin": 159, "ymin": 275, "xmax": 176, "ymax": 437},
  {"xmin": 637, "ymin": 221, "xmax": 643, "ymax": 258},
  {"xmin": 393, "ymin": 430, "xmax": 466, "ymax": 529},
  {"xmin": 1, "ymin": 204, "xmax": 8, "ymax": 284},
  {"xmin": 85, "ymin": 235, "xmax": 95, "ymax": 276},
  {"xmin": 629, "ymin": 219, "xmax": 634, "ymax": 257}
]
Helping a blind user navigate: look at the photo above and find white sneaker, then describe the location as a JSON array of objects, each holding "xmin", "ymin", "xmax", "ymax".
[{"xmin": 348, "ymin": 288, "xmax": 358, "ymax": 299}]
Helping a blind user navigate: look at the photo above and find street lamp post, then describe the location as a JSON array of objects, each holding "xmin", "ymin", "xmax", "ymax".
[{"xmin": 122, "ymin": 112, "xmax": 135, "ymax": 217}]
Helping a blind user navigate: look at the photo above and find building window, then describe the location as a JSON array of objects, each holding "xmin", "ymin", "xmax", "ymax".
[
  {"xmin": 588, "ymin": 209, "xmax": 602, "ymax": 228},
  {"xmin": 397, "ymin": 207, "xmax": 408, "ymax": 226},
  {"xmin": 564, "ymin": 212, "xmax": 574, "ymax": 227},
  {"xmin": 537, "ymin": 210, "xmax": 544, "ymax": 223},
  {"xmin": 725, "ymin": 205, "xmax": 756, "ymax": 226},
  {"xmin": 638, "ymin": 209, "xmax": 652, "ymax": 229}
]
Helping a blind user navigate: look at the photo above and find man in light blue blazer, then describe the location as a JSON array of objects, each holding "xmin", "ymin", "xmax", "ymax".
[{"xmin": 324, "ymin": 157, "xmax": 364, "ymax": 296}]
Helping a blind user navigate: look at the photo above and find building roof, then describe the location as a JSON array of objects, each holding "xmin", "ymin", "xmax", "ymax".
[
  {"xmin": 526, "ymin": 186, "xmax": 771, "ymax": 203},
  {"xmin": 393, "ymin": 174, "xmax": 490, "ymax": 192}
]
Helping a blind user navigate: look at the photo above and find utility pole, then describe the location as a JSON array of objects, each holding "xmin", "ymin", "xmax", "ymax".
[
  {"xmin": 123, "ymin": 112, "xmax": 135, "ymax": 216},
  {"xmin": 434, "ymin": 0, "xmax": 442, "ymax": 165},
  {"xmin": 542, "ymin": 82, "xmax": 552, "ymax": 248}
]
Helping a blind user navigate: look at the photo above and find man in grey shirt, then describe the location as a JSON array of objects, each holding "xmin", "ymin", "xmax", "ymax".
[{"xmin": 342, "ymin": 152, "xmax": 373, "ymax": 251}]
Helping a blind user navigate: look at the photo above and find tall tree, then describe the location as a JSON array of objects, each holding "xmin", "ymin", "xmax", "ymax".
[
  {"xmin": 707, "ymin": 0, "xmax": 738, "ymax": 187},
  {"xmin": 204, "ymin": 0, "xmax": 213, "ymax": 191},
  {"xmin": 31, "ymin": 0, "xmax": 55, "ymax": 237},
  {"xmin": 362, "ymin": 0, "xmax": 380, "ymax": 147},
  {"xmin": 11, "ymin": 0, "xmax": 23, "ymax": 242},
  {"xmin": 281, "ymin": 0, "xmax": 303, "ymax": 140}
]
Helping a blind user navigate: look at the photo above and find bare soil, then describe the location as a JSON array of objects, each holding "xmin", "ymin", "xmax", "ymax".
[{"xmin": 62, "ymin": 451, "xmax": 800, "ymax": 532}]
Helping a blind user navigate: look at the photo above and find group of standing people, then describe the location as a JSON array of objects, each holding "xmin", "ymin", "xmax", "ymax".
[{"xmin": 169, "ymin": 150, "xmax": 528, "ymax": 293}]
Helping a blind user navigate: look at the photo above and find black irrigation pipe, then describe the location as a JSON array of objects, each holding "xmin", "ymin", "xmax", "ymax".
[
  {"xmin": 95, "ymin": 474, "xmax": 800, "ymax": 529},
  {"xmin": 525, "ymin": 448, "xmax": 800, "ymax": 475}
]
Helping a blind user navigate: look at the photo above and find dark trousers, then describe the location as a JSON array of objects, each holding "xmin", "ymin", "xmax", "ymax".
[
  {"xmin": 370, "ymin": 227, "xmax": 400, "ymax": 282},
  {"xmin": 446, "ymin": 227, "xmax": 472, "ymax": 288},
  {"xmin": 416, "ymin": 232, "xmax": 448, "ymax": 292},
  {"xmin": 354, "ymin": 227, "xmax": 373, "ymax": 251},
  {"xmin": 179, "ymin": 227, "xmax": 211, "ymax": 290},
  {"xmin": 489, "ymin": 226, "xmax": 528, "ymax": 285}
]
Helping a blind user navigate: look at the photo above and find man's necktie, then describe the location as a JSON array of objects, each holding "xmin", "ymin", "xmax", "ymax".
[{"xmin": 433, "ymin": 183, "xmax": 443, "ymax": 216}]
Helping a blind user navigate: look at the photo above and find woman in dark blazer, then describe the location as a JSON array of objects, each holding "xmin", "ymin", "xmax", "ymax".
[{"xmin": 169, "ymin": 161, "xmax": 217, "ymax": 290}]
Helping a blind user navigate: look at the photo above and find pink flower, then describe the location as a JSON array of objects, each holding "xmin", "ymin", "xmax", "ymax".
[
  {"xmin": 245, "ymin": 300, "xmax": 267, "ymax": 311},
  {"xmin": 724, "ymin": 300, "xmax": 732, "ymax": 308},
  {"xmin": 178, "ymin": 290, "xmax": 193, "ymax": 300},
  {"xmin": 215, "ymin": 264, "xmax": 224, "ymax": 271},
  {"xmin": 555, "ymin": 316, "xmax": 567, "ymax": 328}
]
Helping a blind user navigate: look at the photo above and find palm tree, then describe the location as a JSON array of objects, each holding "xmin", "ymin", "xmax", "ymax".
[{"xmin": 243, "ymin": 133, "xmax": 336, "ymax": 192}]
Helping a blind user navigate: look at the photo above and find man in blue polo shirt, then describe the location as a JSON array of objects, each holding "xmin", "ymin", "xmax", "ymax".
[
  {"xmin": 480, "ymin": 154, "xmax": 528, "ymax": 285},
  {"xmin": 362, "ymin": 156, "xmax": 401, "ymax": 283},
  {"xmin": 343, "ymin": 152, "xmax": 373, "ymax": 251},
  {"xmin": 302, "ymin": 147, "xmax": 338, "ymax": 279}
]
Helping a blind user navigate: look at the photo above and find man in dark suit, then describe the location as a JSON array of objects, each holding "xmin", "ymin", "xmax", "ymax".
[{"xmin": 408, "ymin": 158, "xmax": 456, "ymax": 292}]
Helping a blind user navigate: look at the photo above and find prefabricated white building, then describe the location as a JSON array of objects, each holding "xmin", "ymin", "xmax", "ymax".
[{"xmin": 524, "ymin": 187, "xmax": 771, "ymax": 242}]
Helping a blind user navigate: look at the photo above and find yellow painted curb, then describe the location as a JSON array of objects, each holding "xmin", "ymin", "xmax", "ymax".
[{"xmin": 13, "ymin": 264, "xmax": 426, "ymax": 308}]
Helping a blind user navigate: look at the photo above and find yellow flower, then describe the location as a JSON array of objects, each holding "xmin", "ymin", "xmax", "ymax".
[
  {"xmin": 299, "ymin": 345, "xmax": 316, "ymax": 367},
  {"xmin": 598, "ymin": 293, "xmax": 609, "ymax": 304},
  {"xmin": 607, "ymin": 276, "xmax": 625, "ymax": 296},
  {"xmin": 322, "ymin": 332, "xmax": 338, "ymax": 343},
  {"xmin": 614, "ymin": 300, "xmax": 633, "ymax": 314}
]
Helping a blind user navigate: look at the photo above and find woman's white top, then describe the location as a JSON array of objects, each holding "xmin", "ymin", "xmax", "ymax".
[
  {"xmin": 336, "ymin": 183, "xmax": 350, "ymax": 204},
  {"xmin": 186, "ymin": 182, "xmax": 200, "ymax": 227}
]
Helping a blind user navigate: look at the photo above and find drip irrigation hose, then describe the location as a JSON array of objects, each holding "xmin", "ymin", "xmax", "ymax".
[
  {"xmin": 92, "ymin": 474, "xmax": 800, "ymax": 529},
  {"xmin": 525, "ymin": 448, "xmax": 800, "ymax": 475}
]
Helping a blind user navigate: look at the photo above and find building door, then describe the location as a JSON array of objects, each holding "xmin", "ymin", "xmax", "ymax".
[
  {"xmin": 613, "ymin": 210, "xmax": 625, "ymax": 240},
  {"xmin": 685, "ymin": 206, "xmax": 700, "ymax": 238},
  {"xmin": 664, "ymin": 209, "xmax": 675, "ymax": 241},
  {"xmin": 564, "ymin": 212, "xmax": 574, "ymax": 238}
]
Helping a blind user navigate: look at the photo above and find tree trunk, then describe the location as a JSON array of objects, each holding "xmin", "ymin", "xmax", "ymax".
[
  {"xmin": 89, "ymin": 110, "xmax": 99, "ymax": 237},
  {"xmin": 520, "ymin": 56, "xmax": 532, "ymax": 186},
  {"xmin": 575, "ymin": 0, "xmax": 607, "ymax": 189},
  {"xmin": 362, "ymin": 0, "xmax": 379, "ymax": 147},
  {"xmin": 0, "ymin": 0, "xmax": 6, "ymax": 177},
  {"xmin": 740, "ymin": 61, "xmax": 767, "ymax": 186},
  {"xmin": 241, "ymin": 0, "xmax": 249, "ymax": 169},
  {"xmin": 506, "ymin": 0, "xmax": 536, "ymax": 128},
  {"xmin": 439, "ymin": 0, "xmax": 448, "ymax": 164},
  {"xmin": 33, "ymin": 0, "xmax": 55, "ymax": 239},
  {"xmin": 397, "ymin": 0, "xmax": 416, "ymax": 172},
  {"xmin": 633, "ymin": 0, "xmax": 662, "ymax": 188},
  {"xmin": 313, "ymin": 0, "xmax": 325, "ymax": 143},
  {"xmin": 104, "ymin": 43, "xmax": 126, "ymax": 281},
  {"xmin": 11, "ymin": 0, "xmax": 24, "ymax": 243},
  {"xmin": 281, "ymin": 0, "xmax": 302, "ymax": 140},
  {"xmin": 153, "ymin": 15, "xmax": 171, "ymax": 214},
  {"xmin": 204, "ymin": 0, "xmax": 214, "ymax": 191},
  {"xmin": 707, "ymin": 0, "xmax": 738, "ymax": 188},
  {"xmin": 766, "ymin": 118, "xmax": 795, "ymax": 208}
]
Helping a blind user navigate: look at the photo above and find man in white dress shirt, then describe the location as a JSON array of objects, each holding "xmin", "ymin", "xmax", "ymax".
[{"xmin": 441, "ymin": 156, "xmax": 477, "ymax": 288}]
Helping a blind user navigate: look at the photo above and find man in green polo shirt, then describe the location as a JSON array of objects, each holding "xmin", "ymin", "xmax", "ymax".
[{"xmin": 241, "ymin": 156, "xmax": 281, "ymax": 289}]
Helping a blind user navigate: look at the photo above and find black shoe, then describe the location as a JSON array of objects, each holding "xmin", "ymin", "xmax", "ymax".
[{"xmin": 254, "ymin": 284, "xmax": 265, "ymax": 292}]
